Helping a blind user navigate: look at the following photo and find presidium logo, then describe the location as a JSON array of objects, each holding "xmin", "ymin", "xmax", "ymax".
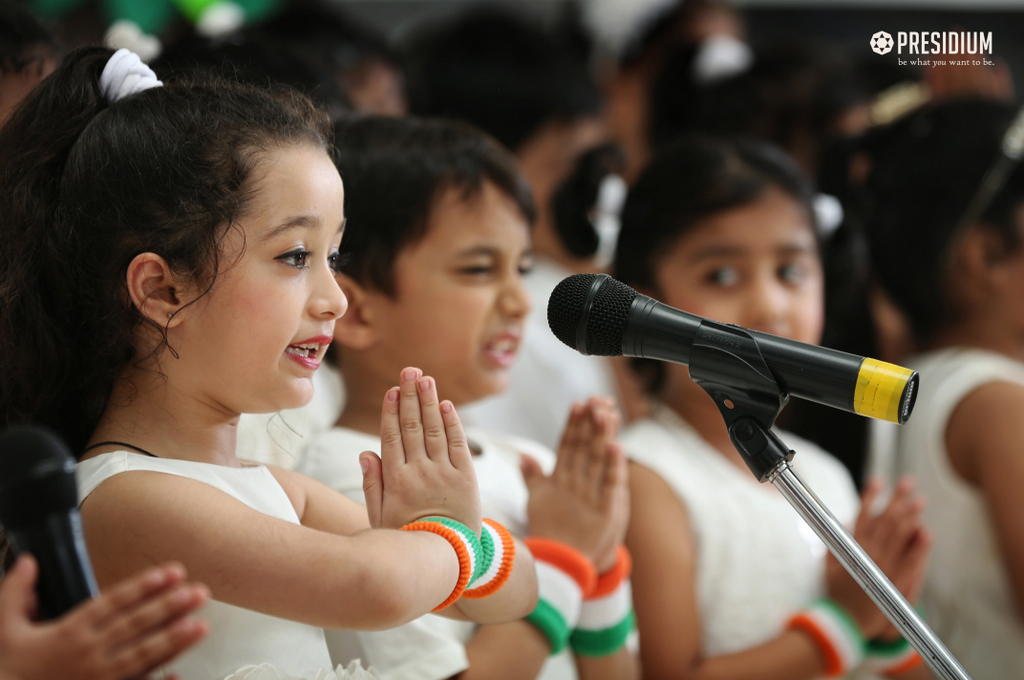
[{"xmin": 871, "ymin": 31, "xmax": 894, "ymax": 55}]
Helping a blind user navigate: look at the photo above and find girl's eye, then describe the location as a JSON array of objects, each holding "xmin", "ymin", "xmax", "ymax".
[
  {"xmin": 779, "ymin": 263, "xmax": 806, "ymax": 283},
  {"xmin": 277, "ymin": 249, "xmax": 310, "ymax": 269},
  {"xmin": 329, "ymin": 251, "xmax": 350, "ymax": 272},
  {"xmin": 460, "ymin": 265, "xmax": 494, "ymax": 276},
  {"xmin": 707, "ymin": 267, "xmax": 739, "ymax": 286}
]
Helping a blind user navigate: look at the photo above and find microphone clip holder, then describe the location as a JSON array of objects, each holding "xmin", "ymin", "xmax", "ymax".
[
  {"xmin": 688, "ymin": 319, "xmax": 794, "ymax": 482},
  {"xmin": 687, "ymin": 320, "xmax": 973, "ymax": 680}
]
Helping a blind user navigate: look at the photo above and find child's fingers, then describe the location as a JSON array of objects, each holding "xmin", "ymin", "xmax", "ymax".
[
  {"xmin": 855, "ymin": 476, "xmax": 884, "ymax": 536},
  {"xmin": 108, "ymin": 616, "xmax": 209, "ymax": 680},
  {"xmin": 380, "ymin": 387, "xmax": 404, "ymax": 466},
  {"xmin": 884, "ymin": 497, "xmax": 926, "ymax": 564},
  {"xmin": 520, "ymin": 453, "xmax": 545, "ymax": 491},
  {"xmin": 440, "ymin": 400, "xmax": 473, "ymax": 472},
  {"xmin": 417, "ymin": 376, "xmax": 449, "ymax": 462},
  {"xmin": 80, "ymin": 563, "xmax": 185, "ymax": 630},
  {"xmin": 360, "ymin": 451, "xmax": 384, "ymax": 528},
  {"xmin": 583, "ymin": 407, "xmax": 612, "ymax": 500},
  {"xmin": 100, "ymin": 584, "xmax": 209, "ymax": 649},
  {"xmin": 397, "ymin": 368, "xmax": 428, "ymax": 463},
  {"xmin": 602, "ymin": 442, "xmax": 627, "ymax": 497},
  {"xmin": 553, "ymin": 403, "xmax": 585, "ymax": 481},
  {"xmin": 0, "ymin": 554, "xmax": 39, "ymax": 620},
  {"xmin": 870, "ymin": 479, "xmax": 916, "ymax": 549}
]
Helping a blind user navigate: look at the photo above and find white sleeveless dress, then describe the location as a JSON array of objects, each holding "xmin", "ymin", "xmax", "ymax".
[
  {"xmin": 869, "ymin": 348, "xmax": 1024, "ymax": 679},
  {"xmin": 76, "ymin": 451, "xmax": 346, "ymax": 680},
  {"xmin": 622, "ymin": 404, "xmax": 860, "ymax": 668}
]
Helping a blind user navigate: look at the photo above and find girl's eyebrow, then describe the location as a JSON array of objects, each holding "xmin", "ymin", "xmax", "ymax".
[
  {"xmin": 689, "ymin": 245, "xmax": 746, "ymax": 261},
  {"xmin": 259, "ymin": 214, "xmax": 323, "ymax": 243},
  {"xmin": 689, "ymin": 241, "xmax": 816, "ymax": 261},
  {"xmin": 454, "ymin": 245, "xmax": 502, "ymax": 258}
]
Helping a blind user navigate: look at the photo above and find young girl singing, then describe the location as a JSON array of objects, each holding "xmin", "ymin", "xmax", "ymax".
[
  {"xmin": 0, "ymin": 47, "xmax": 535, "ymax": 680},
  {"xmin": 615, "ymin": 136, "xmax": 932, "ymax": 680}
]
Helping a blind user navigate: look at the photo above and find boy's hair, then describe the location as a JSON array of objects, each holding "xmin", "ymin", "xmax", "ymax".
[
  {"xmin": 402, "ymin": 6, "xmax": 600, "ymax": 153},
  {"xmin": 0, "ymin": 1, "xmax": 57, "ymax": 76},
  {"xmin": 614, "ymin": 134, "xmax": 817, "ymax": 394},
  {"xmin": 333, "ymin": 115, "xmax": 535, "ymax": 296},
  {"xmin": 866, "ymin": 99, "xmax": 1024, "ymax": 344},
  {"xmin": 0, "ymin": 46, "xmax": 331, "ymax": 453}
]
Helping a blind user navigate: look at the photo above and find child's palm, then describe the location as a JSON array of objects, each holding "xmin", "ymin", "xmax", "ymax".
[
  {"xmin": 826, "ymin": 477, "xmax": 932, "ymax": 639},
  {"xmin": 522, "ymin": 398, "xmax": 629, "ymax": 571},
  {"xmin": 362, "ymin": 368, "xmax": 482, "ymax": 534}
]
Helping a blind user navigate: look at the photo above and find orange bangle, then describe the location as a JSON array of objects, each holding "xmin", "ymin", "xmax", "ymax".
[
  {"xmin": 523, "ymin": 537, "xmax": 597, "ymax": 597},
  {"xmin": 589, "ymin": 546, "xmax": 632, "ymax": 600},
  {"xmin": 464, "ymin": 518, "xmax": 515, "ymax": 599},
  {"xmin": 401, "ymin": 521, "xmax": 473, "ymax": 611}
]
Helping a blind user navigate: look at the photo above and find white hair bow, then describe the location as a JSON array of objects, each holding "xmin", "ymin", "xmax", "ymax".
[{"xmin": 99, "ymin": 48, "xmax": 163, "ymax": 103}]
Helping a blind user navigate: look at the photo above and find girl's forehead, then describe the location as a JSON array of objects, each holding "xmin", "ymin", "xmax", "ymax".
[{"xmin": 674, "ymin": 192, "xmax": 816, "ymax": 255}]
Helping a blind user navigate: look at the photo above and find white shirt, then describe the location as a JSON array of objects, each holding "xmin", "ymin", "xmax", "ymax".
[
  {"xmin": 76, "ymin": 452, "xmax": 335, "ymax": 680},
  {"xmin": 869, "ymin": 348, "xmax": 1024, "ymax": 680},
  {"xmin": 622, "ymin": 404, "xmax": 859, "ymax": 664},
  {"xmin": 297, "ymin": 425, "xmax": 579, "ymax": 680}
]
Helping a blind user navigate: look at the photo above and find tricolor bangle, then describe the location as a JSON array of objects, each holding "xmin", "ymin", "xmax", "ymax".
[
  {"xmin": 523, "ymin": 537, "xmax": 597, "ymax": 654},
  {"xmin": 464, "ymin": 518, "xmax": 515, "ymax": 599},
  {"xmin": 570, "ymin": 546, "xmax": 637, "ymax": 657},
  {"xmin": 787, "ymin": 599, "xmax": 866, "ymax": 677},
  {"xmin": 401, "ymin": 517, "xmax": 483, "ymax": 611},
  {"xmin": 865, "ymin": 637, "xmax": 924, "ymax": 675}
]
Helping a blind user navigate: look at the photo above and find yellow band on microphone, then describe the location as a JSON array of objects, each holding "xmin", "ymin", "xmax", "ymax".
[{"xmin": 854, "ymin": 358, "xmax": 915, "ymax": 424}]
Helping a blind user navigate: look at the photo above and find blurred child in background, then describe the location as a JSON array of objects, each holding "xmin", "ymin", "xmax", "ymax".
[
  {"xmin": 402, "ymin": 6, "xmax": 640, "ymax": 450},
  {"xmin": 865, "ymin": 99, "xmax": 1024, "ymax": 679},
  {"xmin": 615, "ymin": 136, "xmax": 931, "ymax": 680},
  {"xmin": 0, "ymin": 0, "xmax": 57, "ymax": 126},
  {"xmin": 297, "ymin": 115, "xmax": 637, "ymax": 680}
]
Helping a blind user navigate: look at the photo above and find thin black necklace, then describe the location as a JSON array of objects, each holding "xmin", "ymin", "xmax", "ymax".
[{"xmin": 81, "ymin": 441, "xmax": 158, "ymax": 458}]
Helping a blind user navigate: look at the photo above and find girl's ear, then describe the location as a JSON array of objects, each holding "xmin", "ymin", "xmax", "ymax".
[
  {"xmin": 126, "ymin": 253, "xmax": 187, "ymax": 326},
  {"xmin": 332, "ymin": 274, "xmax": 379, "ymax": 350},
  {"xmin": 956, "ymin": 225, "xmax": 1007, "ymax": 290}
]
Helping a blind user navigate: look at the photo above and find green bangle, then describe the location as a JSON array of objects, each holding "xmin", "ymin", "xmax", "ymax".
[{"xmin": 526, "ymin": 598, "xmax": 572, "ymax": 654}]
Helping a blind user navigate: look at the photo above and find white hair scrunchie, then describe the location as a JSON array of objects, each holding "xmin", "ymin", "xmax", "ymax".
[{"xmin": 99, "ymin": 48, "xmax": 163, "ymax": 103}]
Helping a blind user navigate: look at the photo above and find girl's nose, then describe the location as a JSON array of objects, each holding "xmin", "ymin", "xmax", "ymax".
[
  {"xmin": 313, "ymin": 264, "xmax": 348, "ymax": 320},
  {"xmin": 745, "ymin": 279, "xmax": 790, "ymax": 336}
]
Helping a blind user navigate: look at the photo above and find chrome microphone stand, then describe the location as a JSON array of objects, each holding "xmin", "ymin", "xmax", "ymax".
[{"xmin": 688, "ymin": 320, "xmax": 972, "ymax": 680}]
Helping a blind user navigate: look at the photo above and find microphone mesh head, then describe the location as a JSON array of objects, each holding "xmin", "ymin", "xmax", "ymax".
[
  {"xmin": 583, "ymin": 276, "xmax": 637, "ymax": 356},
  {"xmin": 547, "ymin": 273, "xmax": 637, "ymax": 356},
  {"xmin": 547, "ymin": 273, "xmax": 597, "ymax": 351}
]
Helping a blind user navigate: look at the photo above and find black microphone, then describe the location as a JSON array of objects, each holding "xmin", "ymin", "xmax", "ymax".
[
  {"xmin": 0, "ymin": 425, "xmax": 98, "ymax": 619},
  {"xmin": 548, "ymin": 273, "xmax": 918, "ymax": 424}
]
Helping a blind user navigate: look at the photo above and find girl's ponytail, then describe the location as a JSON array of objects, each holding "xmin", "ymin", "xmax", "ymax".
[{"xmin": 0, "ymin": 47, "xmax": 113, "ymax": 450}]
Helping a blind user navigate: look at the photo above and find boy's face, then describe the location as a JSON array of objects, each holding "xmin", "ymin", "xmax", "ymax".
[{"xmin": 366, "ymin": 180, "xmax": 533, "ymax": 406}]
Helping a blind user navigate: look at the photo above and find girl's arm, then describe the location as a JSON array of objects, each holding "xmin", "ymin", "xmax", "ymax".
[
  {"xmin": 627, "ymin": 461, "xmax": 929, "ymax": 680},
  {"xmin": 81, "ymin": 370, "xmax": 486, "ymax": 631},
  {"xmin": 946, "ymin": 380, "xmax": 1024, "ymax": 616},
  {"xmin": 626, "ymin": 461, "xmax": 825, "ymax": 680},
  {"xmin": 82, "ymin": 471, "xmax": 462, "ymax": 631}
]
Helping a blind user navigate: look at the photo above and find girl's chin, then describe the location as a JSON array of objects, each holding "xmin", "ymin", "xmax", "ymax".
[{"xmin": 243, "ymin": 379, "xmax": 315, "ymax": 414}]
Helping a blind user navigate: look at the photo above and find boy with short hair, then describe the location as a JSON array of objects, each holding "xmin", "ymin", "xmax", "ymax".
[{"xmin": 297, "ymin": 115, "xmax": 637, "ymax": 680}]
